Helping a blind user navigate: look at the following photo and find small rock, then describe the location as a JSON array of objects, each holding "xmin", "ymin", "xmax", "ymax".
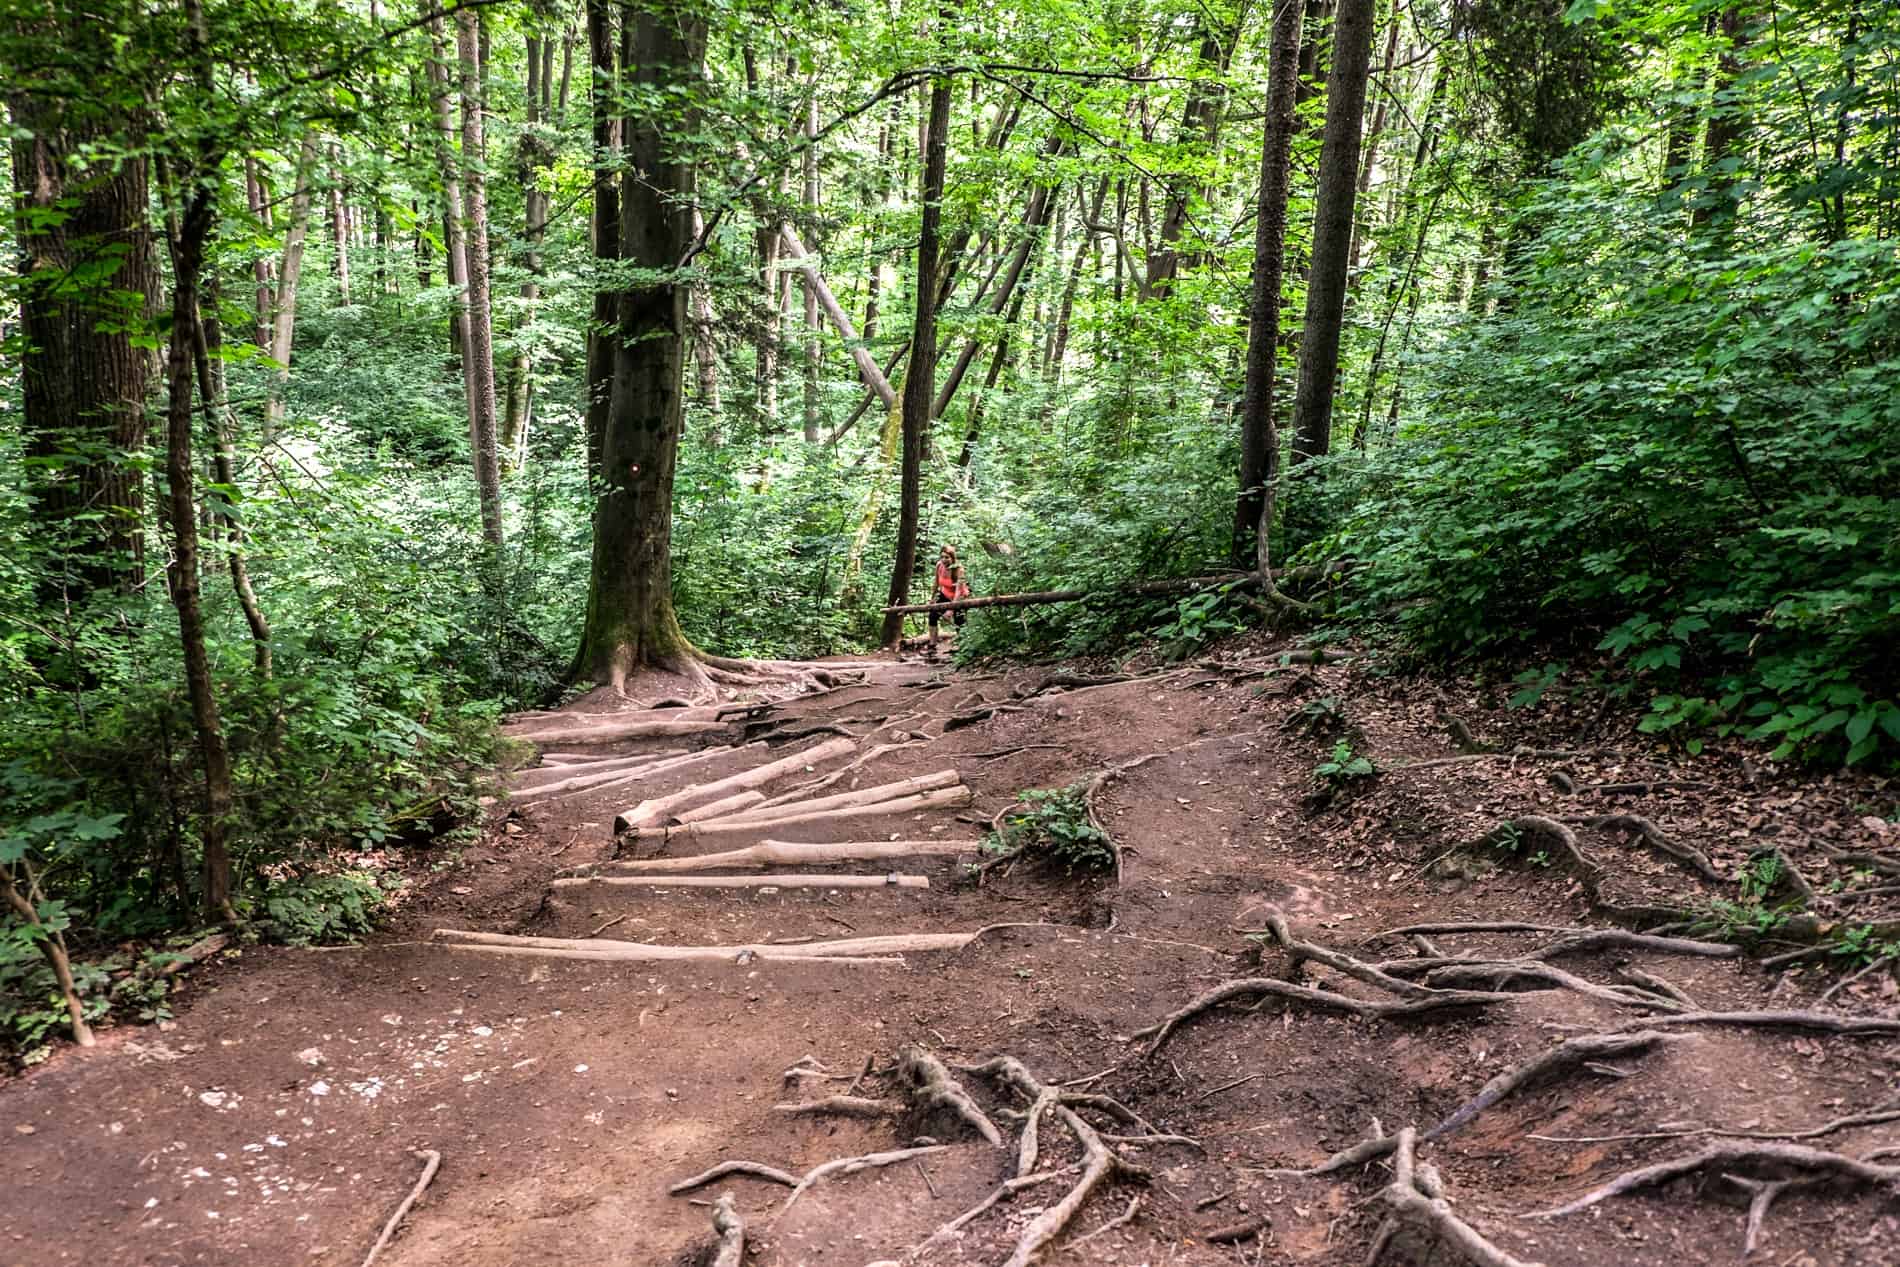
[
  {"xmin": 293, "ymin": 1048, "xmax": 324, "ymax": 1068},
  {"xmin": 14, "ymin": 1124, "xmax": 35, "ymax": 1135}
]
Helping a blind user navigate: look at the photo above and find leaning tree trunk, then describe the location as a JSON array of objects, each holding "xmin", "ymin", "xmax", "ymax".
[
  {"xmin": 574, "ymin": 10, "xmax": 707, "ymax": 689},
  {"xmin": 10, "ymin": 101, "xmax": 159, "ymax": 596},
  {"xmin": 456, "ymin": 10, "xmax": 505, "ymax": 554},
  {"xmin": 1231, "ymin": 0, "xmax": 1305, "ymax": 564},
  {"xmin": 878, "ymin": 74, "xmax": 952, "ymax": 649},
  {"xmin": 1288, "ymin": 0, "xmax": 1376, "ymax": 468}
]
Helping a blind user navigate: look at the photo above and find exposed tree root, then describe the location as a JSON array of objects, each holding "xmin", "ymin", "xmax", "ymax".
[
  {"xmin": 1425, "ymin": 1031, "xmax": 1670, "ymax": 1140},
  {"xmin": 1616, "ymin": 966, "xmax": 1699, "ymax": 1007},
  {"xmin": 1374, "ymin": 1129, "xmax": 1544, "ymax": 1267},
  {"xmin": 549, "ymin": 872, "xmax": 931, "ymax": 891},
  {"xmin": 670, "ymin": 1160, "xmax": 799, "ymax": 1194},
  {"xmin": 1628, "ymin": 1010, "xmax": 1900, "ymax": 1037},
  {"xmin": 955, "ymin": 1055, "xmax": 1150, "ymax": 1267},
  {"xmin": 597, "ymin": 837, "xmax": 978, "ymax": 873},
  {"xmin": 1412, "ymin": 961, "xmax": 1682, "ymax": 1012},
  {"xmin": 943, "ymin": 703, "xmax": 1030, "ymax": 732},
  {"xmin": 1532, "ymin": 1140, "xmax": 1900, "ymax": 1236},
  {"xmin": 1128, "ymin": 977, "xmax": 1507, "ymax": 1055},
  {"xmin": 1565, "ymin": 814, "xmax": 1723, "ymax": 884},
  {"xmin": 359, "ymin": 1148, "xmax": 440, "ymax": 1267},
  {"xmin": 615, "ymin": 736, "xmax": 858, "ymax": 831},
  {"xmin": 898, "ymin": 1045, "xmax": 1004, "ymax": 1146},
  {"xmin": 914, "ymin": 1170, "xmax": 1069, "ymax": 1255},
  {"xmin": 708, "ymin": 1192, "xmax": 746, "ymax": 1267},
  {"xmin": 776, "ymin": 1144, "xmax": 951, "ymax": 1217},
  {"xmin": 773, "ymin": 1095, "xmax": 897, "ymax": 1119},
  {"xmin": 1251, "ymin": 1120, "xmax": 1398, "ymax": 1179},
  {"xmin": 1249, "ymin": 904, "xmax": 1445, "ymax": 998}
]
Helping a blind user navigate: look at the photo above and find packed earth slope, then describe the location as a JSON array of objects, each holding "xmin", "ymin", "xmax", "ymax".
[{"xmin": 5, "ymin": 640, "xmax": 1899, "ymax": 1267}]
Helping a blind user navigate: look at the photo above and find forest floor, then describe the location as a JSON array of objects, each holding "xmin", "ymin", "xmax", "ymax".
[{"xmin": 5, "ymin": 635, "xmax": 1900, "ymax": 1267}]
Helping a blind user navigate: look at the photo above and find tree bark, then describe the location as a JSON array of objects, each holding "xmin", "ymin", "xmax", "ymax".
[
  {"xmin": 456, "ymin": 10, "xmax": 505, "ymax": 552},
  {"xmin": 244, "ymin": 157, "xmax": 275, "ymax": 348},
  {"xmin": 502, "ymin": 30, "xmax": 553, "ymax": 473},
  {"xmin": 192, "ymin": 292, "xmax": 273, "ymax": 678},
  {"xmin": 779, "ymin": 225, "xmax": 896, "ymax": 406},
  {"xmin": 1232, "ymin": 0, "xmax": 1305, "ymax": 564},
  {"xmin": 327, "ymin": 141, "xmax": 351, "ymax": 305},
  {"xmin": 1289, "ymin": 0, "xmax": 1376, "ymax": 467},
  {"xmin": 584, "ymin": 0, "xmax": 618, "ymax": 484},
  {"xmin": 1346, "ymin": 4, "xmax": 1402, "ymax": 282},
  {"xmin": 8, "ymin": 96, "xmax": 158, "ymax": 595},
  {"xmin": 575, "ymin": 10, "xmax": 707, "ymax": 689},
  {"xmin": 264, "ymin": 134, "xmax": 320, "ymax": 442},
  {"xmin": 879, "ymin": 75, "xmax": 952, "ymax": 649},
  {"xmin": 801, "ymin": 87, "xmax": 822, "ymax": 442},
  {"xmin": 689, "ymin": 207, "xmax": 724, "ymax": 433},
  {"xmin": 1692, "ymin": 6, "xmax": 1749, "ymax": 230}
]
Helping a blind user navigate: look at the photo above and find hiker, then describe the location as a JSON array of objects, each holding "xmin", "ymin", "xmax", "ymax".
[{"xmin": 927, "ymin": 544, "xmax": 971, "ymax": 658}]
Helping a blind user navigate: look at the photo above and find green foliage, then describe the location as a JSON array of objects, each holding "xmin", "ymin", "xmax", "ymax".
[
  {"xmin": 1312, "ymin": 741, "xmax": 1377, "ymax": 788},
  {"xmin": 985, "ymin": 785, "xmax": 1116, "ymax": 875},
  {"xmin": 259, "ymin": 871, "xmax": 391, "ymax": 946}
]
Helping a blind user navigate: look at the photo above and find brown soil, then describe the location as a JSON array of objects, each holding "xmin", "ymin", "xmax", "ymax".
[{"xmin": 5, "ymin": 640, "xmax": 1899, "ymax": 1267}]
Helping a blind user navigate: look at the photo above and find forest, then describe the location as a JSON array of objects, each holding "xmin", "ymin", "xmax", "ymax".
[{"xmin": 4, "ymin": 0, "xmax": 1900, "ymax": 1264}]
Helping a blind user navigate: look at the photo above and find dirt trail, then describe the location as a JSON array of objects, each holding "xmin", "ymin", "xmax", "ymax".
[{"xmin": 5, "ymin": 645, "xmax": 1900, "ymax": 1267}]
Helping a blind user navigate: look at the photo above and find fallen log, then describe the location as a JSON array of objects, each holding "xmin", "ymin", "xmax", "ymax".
[
  {"xmin": 511, "ymin": 752, "xmax": 703, "ymax": 803},
  {"xmin": 549, "ymin": 873, "xmax": 930, "ymax": 890},
  {"xmin": 510, "ymin": 716, "xmax": 734, "ymax": 746},
  {"xmin": 430, "ymin": 926, "xmax": 1009, "ymax": 961},
  {"xmin": 615, "ymin": 736, "xmax": 857, "ymax": 832},
  {"xmin": 673, "ymin": 789, "xmax": 767, "ymax": 823},
  {"xmin": 881, "ymin": 563, "xmax": 1353, "ymax": 616},
  {"xmin": 699, "ymin": 770, "xmax": 962, "ymax": 825},
  {"xmin": 599, "ymin": 838, "xmax": 979, "ymax": 873},
  {"xmin": 513, "ymin": 749, "xmax": 686, "ymax": 789},
  {"xmin": 621, "ymin": 786, "xmax": 973, "ymax": 846}
]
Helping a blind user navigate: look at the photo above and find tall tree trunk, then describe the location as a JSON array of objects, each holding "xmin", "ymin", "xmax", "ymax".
[
  {"xmin": 192, "ymin": 290, "xmax": 273, "ymax": 678},
  {"xmin": 502, "ymin": 31, "xmax": 552, "ymax": 473},
  {"xmin": 456, "ymin": 11, "xmax": 504, "ymax": 552},
  {"xmin": 690, "ymin": 206, "xmax": 723, "ymax": 433},
  {"xmin": 327, "ymin": 141, "xmax": 351, "ymax": 305},
  {"xmin": 801, "ymin": 87, "xmax": 822, "ymax": 441},
  {"xmin": 878, "ymin": 75, "xmax": 952, "ymax": 649},
  {"xmin": 575, "ymin": 10, "xmax": 707, "ymax": 689},
  {"xmin": 584, "ymin": 0, "xmax": 618, "ymax": 484},
  {"xmin": 1692, "ymin": 6, "xmax": 1749, "ymax": 230},
  {"xmin": 1049, "ymin": 178, "xmax": 1110, "ymax": 380},
  {"xmin": 244, "ymin": 157, "xmax": 275, "ymax": 348},
  {"xmin": 1143, "ymin": 13, "xmax": 1243, "ymax": 299},
  {"xmin": 1232, "ymin": 0, "xmax": 1305, "ymax": 563},
  {"xmin": 1289, "ymin": 0, "xmax": 1376, "ymax": 467},
  {"xmin": 264, "ymin": 134, "xmax": 320, "ymax": 442},
  {"xmin": 1346, "ymin": 3, "xmax": 1402, "ymax": 282},
  {"xmin": 8, "ymin": 98, "xmax": 158, "ymax": 594},
  {"xmin": 958, "ymin": 286, "xmax": 1027, "ymax": 467}
]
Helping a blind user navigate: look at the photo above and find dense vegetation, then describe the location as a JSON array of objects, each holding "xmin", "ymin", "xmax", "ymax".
[{"xmin": 3, "ymin": 0, "xmax": 1895, "ymax": 1057}]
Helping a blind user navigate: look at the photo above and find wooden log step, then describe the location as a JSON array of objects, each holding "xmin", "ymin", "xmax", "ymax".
[
  {"xmin": 548, "ymin": 873, "xmax": 931, "ymax": 890},
  {"xmin": 599, "ymin": 838, "xmax": 979, "ymax": 873}
]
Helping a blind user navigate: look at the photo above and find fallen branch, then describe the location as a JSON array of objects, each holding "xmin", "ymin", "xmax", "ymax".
[
  {"xmin": 598, "ymin": 837, "xmax": 978, "ymax": 873},
  {"xmin": 360, "ymin": 1148, "xmax": 441, "ymax": 1267},
  {"xmin": 549, "ymin": 872, "xmax": 930, "ymax": 891},
  {"xmin": 510, "ymin": 749, "xmax": 705, "ymax": 803},
  {"xmin": 512, "ymin": 748, "xmax": 685, "ymax": 788},
  {"xmin": 1426, "ymin": 1032, "xmax": 1669, "ymax": 1140},
  {"xmin": 899, "ymin": 1044, "xmax": 1004, "ymax": 1146},
  {"xmin": 754, "ymin": 741, "xmax": 927, "ymax": 808}
]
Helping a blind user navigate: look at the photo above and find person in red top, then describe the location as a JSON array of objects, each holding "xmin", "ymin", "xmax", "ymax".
[{"xmin": 927, "ymin": 544, "xmax": 971, "ymax": 659}]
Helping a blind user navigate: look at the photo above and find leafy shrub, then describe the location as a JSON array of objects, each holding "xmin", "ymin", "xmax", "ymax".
[{"xmin": 985, "ymin": 785, "xmax": 1116, "ymax": 874}]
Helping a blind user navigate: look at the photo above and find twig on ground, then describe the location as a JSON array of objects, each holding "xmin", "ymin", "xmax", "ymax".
[
  {"xmin": 360, "ymin": 1148, "xmax": 442, "ymax": 1267},
  {"xmin": 1194, "ymin": 1072, "xmax": 1263, "ymax": 1102},
  {"xmin": 1067, "ymin": 1194, "xmax": 1141, "ymax": 1250},
  {"xmin": 584, "ymin": 914, "xmax": 626, "ymax": 938}
]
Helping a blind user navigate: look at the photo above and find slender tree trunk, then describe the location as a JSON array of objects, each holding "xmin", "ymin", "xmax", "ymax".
[
  {"xmin": 879, "ymin": 75, "xmax": 951, "ymax": 649},
  {"xmin": 502, "ymin": 31, "xmax": 552, "ymax": 473},
  {"xmin": 801, "ymin": 87, "xmax": 822, "ymax": 441},
  {"xmin": 958, "ymin": 286, "xmax": 1026, "ymax": 467},
  {"xmin": 780, "ymin": 225, "xmax": 895, "ymax": 406},
  {"xmin": 690, "ymin": 206, "xmax": 723, "ymax": 433},
  {"xmin": 1289, "ymin": 0, "xmax": 1376, "ymax": 467},
  {"xmin": 575, "ymin": 10, "xmax": 707, "ymax": 689},
  {"xmin": 456, "ymin": 11, "xmax": 504, "ymax": 552},
  {"xmin": 327, "ymin": 142, "xmax": 351, "ymax": 305},
  {"xmin": 1049, "ymin": 178, "xmax": 1109, "ymax": 381},
  {"xmin": 1143, "ymin": 14, "xmax": 1242, "ymax": 298},
  {"xmin": 244, "ymin": 157, "xmax": 275, "ymax": 348},
  {"xmin": 584, "ymin": 0, "xmax": 618, "ymax": 484},
  {"xmin": 191, "ymin": 292, "xmax": 273, "ymax": 678},
  {"xmin": 1232, "ymin": 0, "xmax": 1305, "ymax": 562},
  {"xmin": 1692, "ymin": 6, "xmax": 1749, "ymax": 230},
  {"xmin": 264, "ymin": 134, "xmax": 319, "ymax": 442},
  {"xmin": 1346, "ymin": 4, "xmax": 1402, "ymax": 282}
]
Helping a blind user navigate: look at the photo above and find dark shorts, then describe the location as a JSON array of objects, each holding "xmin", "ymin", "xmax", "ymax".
[{"xmin": 927, "ymin": 594, "xmax": 966, "ymax": 629}]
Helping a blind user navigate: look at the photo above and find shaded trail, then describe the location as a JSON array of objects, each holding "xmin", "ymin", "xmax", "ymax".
[{"xmin": 5, "ymin": 647, "xmax": 1899, "ymax": 1266}]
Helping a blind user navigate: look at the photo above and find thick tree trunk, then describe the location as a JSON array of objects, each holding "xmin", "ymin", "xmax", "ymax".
[
  {"xmin": 575, "ymin": 11, "xmax": 707, "ymax": 689},
  {"xmin": 264, "ymin": 135, "xmax": 319, "ymax": 442},
  {"xmin": 1289, "ymin": 0, "xmax": 1376, "ymax": 467},
  {"xmin": 9, "ymin": 103, "xmax": 158, "ymax": 594},
  {"xmin": 584, "ymin": 0, "xmax": 618, "ymax": 484},
  {"xmin": 878, "ymin": 76, "xmax": 952, "ymax": 649},
  {"xmin": 1232, "ymin": 0, "xmax": 1305, "ymax": 564},
  {"xmin": 456, "ymin": 11, "xmax": 505, "ymax": 553}
]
